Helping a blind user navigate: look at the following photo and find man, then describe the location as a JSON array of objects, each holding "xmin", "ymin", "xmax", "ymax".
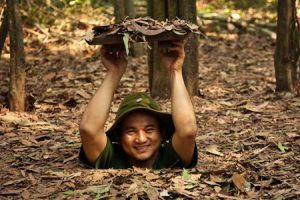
[{"xmin": 79, "ymin": 40, "xmax": 198, "ymax": 169}]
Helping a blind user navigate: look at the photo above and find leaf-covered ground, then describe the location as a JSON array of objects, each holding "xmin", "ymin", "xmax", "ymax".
[{"xmin": 0, "ymin": 8, "xmax": 300, "ymax": 200}]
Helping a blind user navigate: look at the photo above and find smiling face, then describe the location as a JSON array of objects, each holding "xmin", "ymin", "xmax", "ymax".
[{"xmin": 119, "ymin": 110, "xmax": 162, "ymax": 168}]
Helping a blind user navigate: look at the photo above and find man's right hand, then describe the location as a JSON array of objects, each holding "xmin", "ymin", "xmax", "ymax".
[{"xmin": 100, "ymin": 44, "xmax": 128, "ymax": 75}]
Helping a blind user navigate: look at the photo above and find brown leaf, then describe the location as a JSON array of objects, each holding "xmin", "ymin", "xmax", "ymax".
[
  {"xmin": 246, "ymin": 190, "xmax": 259, "ymax": 198},
  {"xmin": 28, "ymin": 173, "xmax": 37, "ymax": 185},
  {"xmin": 255, "ymin": 179, "xmax": 272, "ymax": 187},
  {"xmin": 217, "ymin": 193, "xmax": 242, "ymax": 200},
  {"xmin": 127, "ymin": 182, "xmax": 138, "ymax": 197},
  {"xmin": 206, "ymin": 145, "xmax": 224, "ymax": 157},
  {"xmin": 231, "ymin": 173, "xmax": 246, "ymax": 192},
  {"xmin": 203, "ymin": 180, "xmax": 220, "ymax": 186},
  {"xmin": 76, "ymin": 90, "xmax": 91, "ymax": 99},
  {"xmin": 210, "ymin": 175, "xmax": 223, "ymax": 183},
  {"xmin": 144, "ymin": 186, "xmax": 159, "ymax": 200},
  {"xmin": 63, "ymin": 155, "xmax": 78, "ymax": 163},
  {"xmin": 20, "ymin": 139, "xmax": 34, "ymax": 147},
  {"xmin": 21, "ymin": 190, "xmax": 31, "ymax": 199},
  {"xmin": 0, "ymin": 189, "xmax": 22, "ymax": 195},
  {"xmin": 4, "ymin": 178, "xmax": 26, "ymax": 186},
  {"xmin": 214, "ymin": 186, "xmax": 222, "ymax": 193},
  {"xmin": 42, "ymin": 72, "xmax": 56, "ymax": 81},
  {"xmin": 4, "ymin": 132, "xmax": 18, "ymax": 137},
  {"xmin": 243, "ymin": 101, "xmax": 269, "ymax": 113},
  {"xmin": 0, "ymin": 114, "xmax": 30, "ymax": 125}
]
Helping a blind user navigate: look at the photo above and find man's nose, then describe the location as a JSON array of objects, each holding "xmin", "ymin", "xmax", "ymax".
[{"xmin": 136, "ymin": 131, "xmax": 147, "ymax": 143}]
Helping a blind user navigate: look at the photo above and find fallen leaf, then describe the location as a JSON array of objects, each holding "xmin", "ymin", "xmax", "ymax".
[
  {"xmin": 210, "ymin": 175, "xmax": 223, "ymax": 183},
  {"xmin": 42, "ymin": 72, "xmax": 56, "ymax": 81},
  {"xmin": 144, "ymin": 185, "xmax": 159, "ymax": 200},
  {"xmin": 0, "ymin": 189, "xmax": 22, "ymax": 195},
  {"xmin": 286, "ymin": 132, "xmax": 299, "ymax": 138},
  {"xmin": 203, "ymin": 180, "xmax": 220, "ymax": 186},
  {"xmin": 206, "ymin": 145, "xmax": 224, "ymax": 157},
  {"xmin": 63, "ymin": 155, "xmax": 78, "ymax": 163},
  {"xmin": 255, "ymin": 179, "xmax": 272, "ymax": 187},
  {"xmin": 277, "ymin": 142, "xmax": 286, "ymax": 153},
  {"xmin": 247, "ymin": 190, "xmax": 259, "ymax": 198},
  {"xmin": 214, "ymin": 186, "xmax": 222, "ymax": 193},
  {"xmin": 232, "ymin": 173, "xmax": 246, "ymax": 192},
  {"xmin": 21, "ymin": 190, "xmax": 31, "ymax": 199},
  {"xmin": 4, "ymin": 132, "xmax": 18, "ymax": 137},
  {"xmin": 127, "ymin": 182, "xmax": 138, "ymax": 197},
  {"xmin": 243, "ymin": 101, "xmax": 269, "ymax": 113},
  {"xmin": 4, "ymin": 178, "xmax": 26, "ymax": 186},
  {"xmin": 217, "ymin": 193, "xmax": 242, "ymax": 200},
  {"xmin": 82, "ymin": 183, "xmax": 112, "ymax": 197},
  {"xmin": 76, "ymin": 90, "xmax": 91, "ymax": 99},
  {"xmin": 182, "ymin": 169, "xmax": 191, "ymax": 181},
  {"xmin": 253, "ymin": 145, "xmax": 270, "ymax": 156},
  {"xmin": 0, "ymin": 114, "xmax": 30, "ymax": 125},
  {"xmin": 160, "ymin": 190, "xmax": 170, "ymax": 197}
]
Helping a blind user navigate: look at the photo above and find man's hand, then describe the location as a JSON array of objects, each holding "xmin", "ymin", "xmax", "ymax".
[
  {"xmin": 159, "ymin": 40, "xmax": 186, "ymax": 72},
  {"xmin": 100, "ymin": 44, "xmax": 128, "ymax": 75}
]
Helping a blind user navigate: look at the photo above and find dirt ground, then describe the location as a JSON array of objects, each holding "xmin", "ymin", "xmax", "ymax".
[{"xmin": 0, "ymin": 9, "xmax": 300, "ymax": 199}]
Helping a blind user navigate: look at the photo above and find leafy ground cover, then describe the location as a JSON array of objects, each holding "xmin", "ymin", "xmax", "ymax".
[{"xmin": 0, "ymin": 4, "xmax": 299, "ymax": 200}]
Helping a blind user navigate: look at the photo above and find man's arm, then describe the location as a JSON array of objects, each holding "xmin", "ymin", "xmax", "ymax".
[
  {"xmin": 79, "ymin": 45, "xmax": 127, "ymax": 164},
  {"xmin": 159, "ymin": 41, "xmax": 197, "ymax": 166}
]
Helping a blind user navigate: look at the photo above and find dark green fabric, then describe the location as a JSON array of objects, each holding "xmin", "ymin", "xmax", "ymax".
[
  {"xmin": 79, "ymin": 137, "xmax": 198, "ymax": 169},
  {"xmin": 106, "ymin": 92, "xmax": 175, "ymax": 142}
]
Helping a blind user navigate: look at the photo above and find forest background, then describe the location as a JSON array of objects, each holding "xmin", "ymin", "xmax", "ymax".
[{"xmin": 0, "ymin": 0, "xmax": 299, "ymax": 199}]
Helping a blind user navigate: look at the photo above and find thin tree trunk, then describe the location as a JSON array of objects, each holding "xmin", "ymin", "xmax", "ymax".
[
  {"xmin": 114, "ymin": 0, "xmax": 126, "ymax": 23},
  {"xmin": 148, "ymin": 0, "xmax": 199, "ymax": 98},
  {"xmin": 0, "ymin": 8, "xmax": 8, "ymax": 58},
  {"xmin": 148, "ymin": 0, "xmax": 170, "ymax": 98},
  {"xmin": 114, "ymin": 0, "xmax": 135, "ymax": 23},
  {"xmin": 178, "ymin": 0, "xmax": 199, "ymax": 96},
  {"xmin": 167, "ymin": 0, "xmax": 178, "ymax": 19},
  {"xmin": 7, "ymin": 0, "xmax": 26, "ymax": 111},
  {"xmin": 274, "ymin": 0, "xmax": 299, "ymax": 92},
  {"xmin": 114, "ymin": 0, "xmax": 145, "ymax": 57},
  {"xmin": 124, "ymin": 0, "xmax": 135, "ymax": 18}
]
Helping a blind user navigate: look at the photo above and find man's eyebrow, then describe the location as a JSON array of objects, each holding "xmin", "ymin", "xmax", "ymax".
[
  {"xmin": 145, "ymin": 124, "xmax": 156, "ymax": 128},
  {"xmin": 122, "ymin": 126, "xmax": 135, "ymax": 131}
]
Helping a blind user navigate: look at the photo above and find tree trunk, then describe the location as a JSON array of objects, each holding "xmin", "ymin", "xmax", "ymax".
[
  {"xmin": 178, "ymin": 0, "xmax": 198, "ymax": 96},
  {"xmin": 114, "ymin": 0, "xmax": 136, "ymax": 23},
  {"xmin": 7, "ymin": 0, "xmax": 26, "ymax": 111},
  {"xmin": 148, "ymin": 0, "xmax": 199, "ymax": 98},
  {"xmin": 0, "ymin": 8, "xmax": 9, "ymax": 58},
  {"xmin": 124, "ymin": 0, "xmax": 135, "ymax": 18},
  {"xmin": 148, "ymin": 0, "xmax": 170, "ymax": 98},
  {"xmin": 114, "ymin": 0, "xmax": 145, "ymax": 57},
  {"xmin": 274, "ymin": 0, "xmax": 299, "ymax": 92},
  {"xmin": 167, "ymin": 0, "xmax": 179, "ymax": 19},
  {"xmin": 114, "ymin": 0, "xmax": 126, "ymax": 23}
]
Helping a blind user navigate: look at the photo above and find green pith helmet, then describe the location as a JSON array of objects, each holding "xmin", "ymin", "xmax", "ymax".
[{"xmin": 106, "ymin": 92, "xmax": 175, "ymax": 142}]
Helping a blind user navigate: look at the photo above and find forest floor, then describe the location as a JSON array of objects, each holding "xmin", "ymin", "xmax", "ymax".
[{"xmin": 0, "ymin": 6, "xmax": 300, "ymax": 200}]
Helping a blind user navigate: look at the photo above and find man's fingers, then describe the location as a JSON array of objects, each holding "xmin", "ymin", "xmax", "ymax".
[{"xmin": 164, "ymin": 46, "xmax": 182, "ymax": 53}]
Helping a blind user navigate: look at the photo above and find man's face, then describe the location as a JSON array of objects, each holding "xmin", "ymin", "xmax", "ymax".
[{"xmin": 119, "ymin": 111, "xmax": 162, "ymax": 166}]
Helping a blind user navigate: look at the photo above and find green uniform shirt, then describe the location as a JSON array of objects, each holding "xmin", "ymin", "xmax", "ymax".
[{"xmin": 79, "ymin": 137, "xmax": 198, "ymax": 169}]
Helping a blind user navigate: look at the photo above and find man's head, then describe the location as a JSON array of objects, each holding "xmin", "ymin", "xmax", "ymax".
[
  {"xmin": 106, "ymin": 92, "xmax": 175, "ymax": 165},
  {"xmin": 119, "ymin": 110, "xmax": 162, "ymax": 165}
]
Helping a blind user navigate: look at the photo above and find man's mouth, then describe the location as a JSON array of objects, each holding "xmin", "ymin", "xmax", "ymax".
[{"xmin": 134, "ymin": 145, "xmax": 149, "ymax": 153}]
